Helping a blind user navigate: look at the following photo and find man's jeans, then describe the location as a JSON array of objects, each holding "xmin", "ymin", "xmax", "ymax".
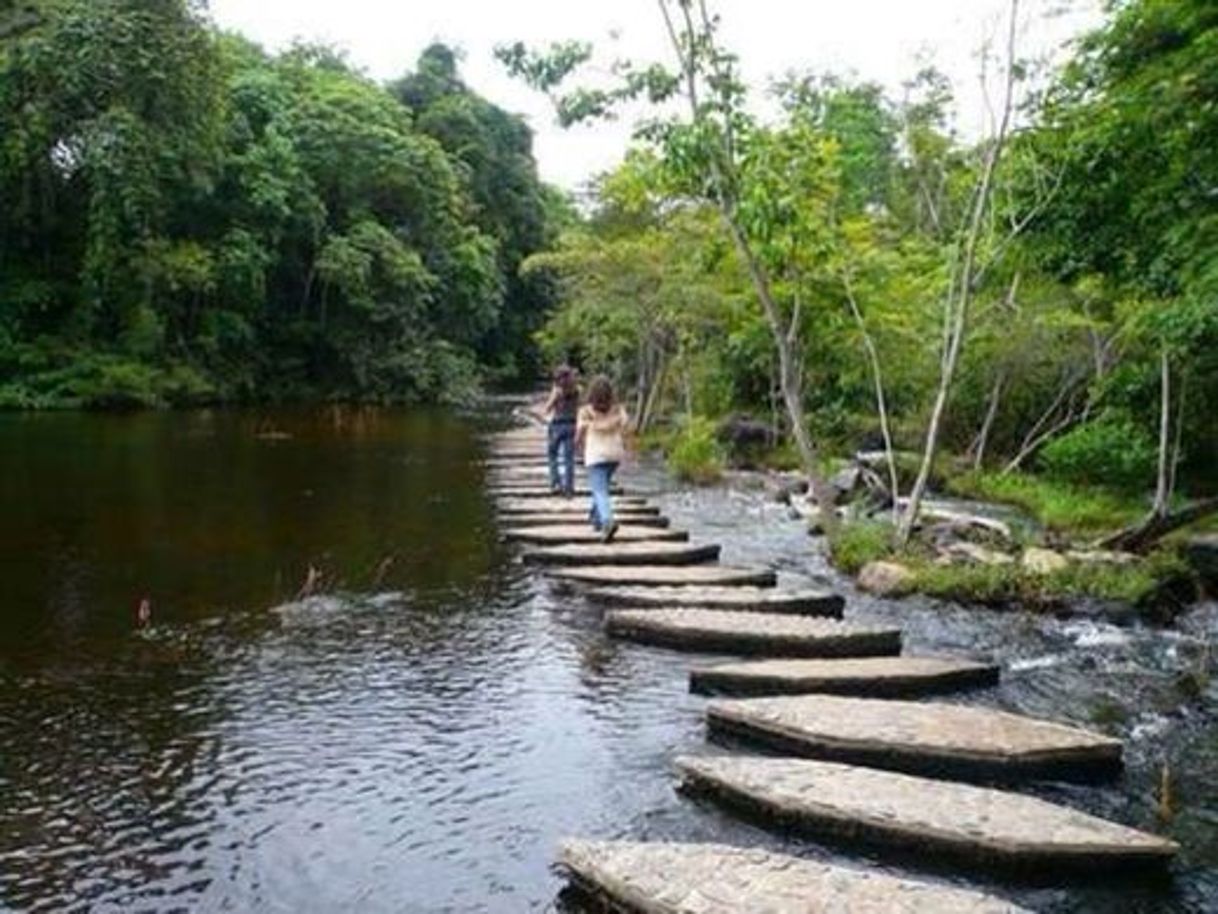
[{"xmin": 547, "ymin": 419, "xmax": 576, "ymax": 493}]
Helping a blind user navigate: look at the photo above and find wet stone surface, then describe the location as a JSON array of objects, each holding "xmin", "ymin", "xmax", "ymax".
[
  {"xmin": 559, "ymin": 840, "xmax": 1031, "ymax": 913},
  {"xmin": 675, "ymin": 756, "xmax": 1177, "ymax": 867}
]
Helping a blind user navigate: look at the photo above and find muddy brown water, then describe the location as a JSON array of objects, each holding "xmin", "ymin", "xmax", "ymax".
[{"xmin": 0, "ymin": 406, "xmax": 1214, "ymax": 912}]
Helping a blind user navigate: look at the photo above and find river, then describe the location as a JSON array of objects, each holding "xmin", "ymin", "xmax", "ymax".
[{"xmin": 0, "ymin": 407, "xmax": 1214, "ymax": 912}]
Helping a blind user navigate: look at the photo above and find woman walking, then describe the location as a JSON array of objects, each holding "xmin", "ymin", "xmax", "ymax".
[
  {"xmin": 541, "ymin": 365, "xmax": 580, "ymax": 496},
  {"xmin": 576, "ymin": 376, "xmax": 628, "ymax": 543}
]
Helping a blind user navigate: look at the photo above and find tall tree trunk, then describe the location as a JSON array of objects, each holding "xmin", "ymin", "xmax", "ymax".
[
  {"xmin": 1152, "ymin": 346, "xmax": 1172, "ymax": 517},
  {"xmin": 897, "ymin": 0, "xmax": 1020, "ymax": 546},
  {"xmin": 658, "ymin": 0, "xmax": 832, "ymax": 521},
  {"xmin": 842, "ymin": 268, "xmax": 899, "ymax": 513}
]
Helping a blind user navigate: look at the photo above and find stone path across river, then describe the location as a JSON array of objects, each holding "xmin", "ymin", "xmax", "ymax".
[{"xmin": 480, "ymin": 422, "xmax": 1174, "ymax": 911}]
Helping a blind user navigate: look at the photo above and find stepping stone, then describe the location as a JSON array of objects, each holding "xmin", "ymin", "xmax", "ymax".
[
  {"xmin": 585, "ymin": 585, "xmax": 843, "ymax": 617},
  {"xmin": 558, "ymin": 840, "xmax": 1029, "ymax": 913},
  {"xmin": 707, "ymin": 695, "xmax": 1123, "ymax": 782},
  {"xmin": 549, "ymin": 564, "xmax": 776, "ymax": 588},
  {"xmin": 524, "ymin": 542, "xmax": 721, "ymax": 567},
  {"xmin": 503, "ymin": 524, "xmax": 688, "ymax": 544},
  {"xmin": 482, "ymin": 457, "xmax": 552, "ymax": 468},
  {"xmin": 497, "ymin": 498, "xmax": 659, "ymax": 516},
  {"xmin": 606, "ymin": 609, "xmax": 901, "ymax": 657},
  {"xmin": 486, "ymin": 448, "xmax": 552, "ymax": 460},
  {"xmin": 500, "ymin": 513, "xmax": 671, "ymax": 529},
  {"xmin": 488, "ymin": 485, "xmax": 627, "ymax": 498},
  {"xmin": 690, "ymin": 655, "xmax": 999, "ymax": 696},
  {"xmin": 675, "ymin": 756, "xmax": 1177, "ymax": 872}
]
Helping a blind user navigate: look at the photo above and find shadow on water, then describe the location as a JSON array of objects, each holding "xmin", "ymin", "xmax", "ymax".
[{"xmin": 0, "ymin": 406, "xmax": 1214, "ymax": 912}]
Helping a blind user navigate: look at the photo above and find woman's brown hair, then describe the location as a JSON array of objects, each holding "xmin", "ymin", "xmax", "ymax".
[{"xmin": 587, "ymin": 375, "xmax": 615, "ymax": 413}]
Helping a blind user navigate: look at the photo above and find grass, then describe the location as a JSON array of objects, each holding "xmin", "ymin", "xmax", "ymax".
[
  {"xmin": 948, "ymin": 469, "xmax": 1146, "ymax": 537},
  {"xmin": 826, "ymin": 517, "xmax": 1188, "ymax": 610},
  {"xmin": 827, "ymin": 521, "xmax": 895, "ymax": 574}
]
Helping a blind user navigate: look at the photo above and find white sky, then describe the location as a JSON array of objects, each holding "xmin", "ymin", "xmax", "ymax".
[{"xmin": 207, "ymin": 0, "xmax": 1102, "ymax": 193}]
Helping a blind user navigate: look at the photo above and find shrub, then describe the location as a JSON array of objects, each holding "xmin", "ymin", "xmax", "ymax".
[
  {"xmin": 1040, "ymin": 416, "xmax": 1156, "ymax": 491},
  {"xmin": 667, "ymin": 416, "xmax": 725, "ymax": 484},
  {"xmin": 827, "ymin": 520, "xmax": 894, "ymax": 574},
  {"xmin": 948, "ymin": 470, "xmax": 1145, "ymax": 535}
]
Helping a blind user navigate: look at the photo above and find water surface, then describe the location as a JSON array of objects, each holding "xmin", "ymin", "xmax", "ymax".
[{"xmin": 0, "ymin": 408, "xmax": 1214, "ymax": 912}]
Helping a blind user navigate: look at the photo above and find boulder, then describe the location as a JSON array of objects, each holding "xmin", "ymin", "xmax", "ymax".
[
  {"xmin": 1022, "ymin": 547, "xmax": 1068, "ymax": 574},
  {"xmin": 942, "ymin": 542, "xmax": 1015, "ymax": 566},
  {"xmin": 858, "ymin": 561, "xmax": 914, "ymax": 596},
  {"xmin": 716, "ymin": 414, "xmax": 776, "ymax": 457},
  {"xmin": 829, "ymin": 465, "xmax": 863, "ymax": 502},
  {"xmin": 1184, "ymin": 534, "xmax": 1218, "ymax": 587}
]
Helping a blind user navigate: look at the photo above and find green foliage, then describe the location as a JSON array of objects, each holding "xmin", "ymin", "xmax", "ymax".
[
  {"xmin": 908, "ymin": 557, "xmax": 1168, "ymax": 609},
  {"xmin": 665, "ymin": 417, "xmax": 725, "ymax": 484},
  {"xmin": 948, "ymin": 470, "xmax": 1145, "ymax": 536},
  {"xmin": 0, "ymin": 11, "xmax": 556, "ymax": 408},
  {"xmin": 827, "ymin": 521, "xmax": 894, "ymax": 575},
  {"xmin": 1040, "ymin": 415, "xmax": 1158, "ymax": 491}
]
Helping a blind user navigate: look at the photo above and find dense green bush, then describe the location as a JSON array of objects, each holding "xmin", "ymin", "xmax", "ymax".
[
  {"xmin": 666, "ymin": 417, "xmax": 725, "ymax": 484},
  {"xmin": 1039, "ymin": 416, "xmax": 1157, "ymax": 491},
  {"xmin": 827, "ymin": 521, "xmax": 894, "ymax": 574}
]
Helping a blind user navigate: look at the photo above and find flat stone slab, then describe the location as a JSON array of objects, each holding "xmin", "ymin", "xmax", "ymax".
[
  {"xmin": 585, "ymin": 585, "xmax": 843, "ymax": 617},
  {"xmin": 501, "ymin": 513, "xmax": 671, "ymax": 529},
  {"xmin": 504, "ymin": 524, "xmax": 687, "ymax": 544},
  {"xmin": 675, "ymin": 756, "xmax": 1177, "ymax": 871},
  {"xmin": 549, "ymin": 564, "xmax": 776, "ymax": 588},
  {"xmin": 497, "ymin": 498, "xmax": 657, "ymax": 515},
  {"xmin": 481, "ymin": 457, "xmax": 552, "ymax": 468},
  {"xmin": 559, "ymin": 840, "xmax": 1029, "ymax": 913},
  {"xmin": 524, "ymin": 542, "xmax": 721, "ymax": 567},
  {"xmin": 690, "ymin": 656, "xmax": 999, "ymax": 696},
  {"xmin": 488, "ymin": 485, "xmax": 626, "ymax": 498},
  {"xmin": 606, "ymin": 609, "xmax": 901, "ymax": 657},
  {"xmin": 707, "ymin": 695, "xmax": 1123, "ymax": 781}
]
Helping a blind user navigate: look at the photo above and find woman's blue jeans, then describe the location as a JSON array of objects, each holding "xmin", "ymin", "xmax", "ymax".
[
  {"xmin": 547, "ymin": 419, "xmax": 576, "ymax": 493},
  {"xmin": 587, "ymin": 461, "xmax": 618, "ymax": 530}
]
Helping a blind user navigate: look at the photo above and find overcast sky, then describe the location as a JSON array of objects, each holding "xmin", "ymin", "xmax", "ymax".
[{"xmin": 207, "ymin": 0, "xmax": 1102, "ymax": 193}]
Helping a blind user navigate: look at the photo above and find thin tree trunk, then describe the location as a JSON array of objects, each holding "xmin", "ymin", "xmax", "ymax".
[
  {"xmin": 842, "ymin": 268, "xmax": 899, "ymax": 514},
  {"xmin": 972, "ymin": 372, "xmax": 1005, "ymax": 469},
  {"xmin": 1168, "ymin": 368, "xmax": 1188, "ymax": 501},
  {"xmin": 1003, "ymin": 377, "xmax": 1085, "ymax": 473},
  {"xmin": 897, "ymin": 0, "xmax": 1020, "ymax": 546},
  {"xmin": 658, "ymin": 0, "xmax": 832, "ymax": 521},
  {"xmin": 1152, "ymin": 346, "xmax": 1172, "ymax": 517},
  {"xmin": 1096, "ymin": 497, "xmax": 1218, "ymax": 553}
]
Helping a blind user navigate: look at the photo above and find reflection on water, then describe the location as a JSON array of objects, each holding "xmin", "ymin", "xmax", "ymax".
[{"xmin": 0, "ymin": 409, "xmax": 1215, "ymax": 912}]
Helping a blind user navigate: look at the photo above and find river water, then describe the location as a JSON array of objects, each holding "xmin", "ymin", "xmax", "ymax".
[{"xmin": 0, "ymin": 407, "xmax": 1214, "ymax": 913}]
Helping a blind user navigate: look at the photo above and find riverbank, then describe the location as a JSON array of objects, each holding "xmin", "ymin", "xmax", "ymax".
[{"xmin": 643, "ymin": 432, "xmax": 1210, "ymax": 620}]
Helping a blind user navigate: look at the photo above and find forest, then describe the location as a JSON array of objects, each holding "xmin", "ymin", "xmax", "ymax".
[
  {"xmin": 1, "ymin": 0, "xmax": 1215, "ymax": 599},
  {"xmin": 500, "ymin": 0, "xmax": 1217, "ymax": 603},
  {"xmin": 0, "ymin": 0, "xmax": 562, "ymax": 407}
]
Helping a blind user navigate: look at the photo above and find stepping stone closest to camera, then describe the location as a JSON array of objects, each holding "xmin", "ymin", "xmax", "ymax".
[{"xmin": 557, "ymin": 840, "xmax": 1030, "ymax": 914}]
